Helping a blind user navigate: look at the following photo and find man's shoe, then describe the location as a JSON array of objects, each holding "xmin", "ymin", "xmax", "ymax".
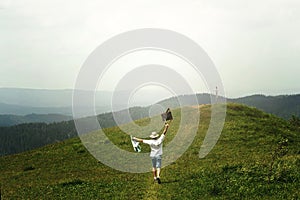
[{"xmin": 157, "ymin": 177, "xmax": 161, "ymax": 184}]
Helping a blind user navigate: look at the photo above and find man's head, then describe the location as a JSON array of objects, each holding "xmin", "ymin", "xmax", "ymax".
[{"xmin": 150, "ymin": 131, "xmax": 159, "ymax": 139}]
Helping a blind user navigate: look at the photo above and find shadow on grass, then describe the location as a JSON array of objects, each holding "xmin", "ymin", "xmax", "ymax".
[
  {"xmin": 60, "ymin": 179, "xmax": 85, "ymax": 187},
  {"xmin": 161, "ymin": 179, "xmax": 179, "ymax": 184}
]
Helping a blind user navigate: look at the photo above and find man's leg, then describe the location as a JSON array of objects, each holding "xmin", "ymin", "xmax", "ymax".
[
  {"xmin": 156, "ymin": 168, "xmax": 161, "ymax": 184},
  {"xmin": 156, "ymin": 156, "xmax": 162, "ymax": 184},
  {"xmin": 152, "ymin": 168, "xmax": 157, "ymax": 180},
  {"xmin": 156, "ymin": 168, "xmax": 161, "ymax": 178},
  {"xmin": 151, "ymin": 157, "xmax": 157, "ymax": 181}
]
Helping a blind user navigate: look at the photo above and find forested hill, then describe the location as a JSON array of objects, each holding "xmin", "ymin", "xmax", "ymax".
[
  {"xmin": 0, "ymin": 106, "xmax": 151, "ymax": 156},
  {"xmin": 229, "ymin": 94, "xmax": 300, "ymax": 119}
]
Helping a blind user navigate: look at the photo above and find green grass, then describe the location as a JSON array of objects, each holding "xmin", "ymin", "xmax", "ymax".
[{"xmin": 0, "ymin": 103, "xmax": 299, "ymax": 199}]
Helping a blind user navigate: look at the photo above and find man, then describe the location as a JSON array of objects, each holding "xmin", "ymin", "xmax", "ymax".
[{"xmin": 133, "ymin": 123, "xmax": 169, "ymax": 184}]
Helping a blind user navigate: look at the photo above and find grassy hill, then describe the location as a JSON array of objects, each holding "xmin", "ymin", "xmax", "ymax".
[{"xmin": 0, "ymin": 104, "xmax": 299, "ymax": 199}]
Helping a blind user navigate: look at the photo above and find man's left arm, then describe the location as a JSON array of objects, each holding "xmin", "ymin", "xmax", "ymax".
[{"xmin": 133, "ymin": 137, "xmax": 143, "ymax": 143}]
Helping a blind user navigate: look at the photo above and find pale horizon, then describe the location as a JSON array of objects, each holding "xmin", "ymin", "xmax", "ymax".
[
  {"xmin": 0, "ymin": 86, "xmax": 299, "ymax": 99},
  {"xmin": 0, "ymin": 0, "xmax": 299, "ymax": 98}
]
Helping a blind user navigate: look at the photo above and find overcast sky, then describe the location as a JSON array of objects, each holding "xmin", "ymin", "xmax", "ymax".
[{"xmin": 0, "ymin": 0, "xmax": 299, "ymax": 97}]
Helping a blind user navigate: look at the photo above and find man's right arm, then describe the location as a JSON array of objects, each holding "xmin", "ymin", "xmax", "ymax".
[
  {"xmin": 162, "ymin": 123, "xmax": 169, "ymax": 135},
  {"xmin": 153, "ymin": 123, "xmax": 169, "ymax": 145}
]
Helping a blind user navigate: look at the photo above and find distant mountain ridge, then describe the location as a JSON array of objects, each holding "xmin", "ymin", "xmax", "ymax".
[
  {"xmin": 0, "ymin": 88, "xmax": 163, "ymax": 117},
  {"xmin": 0, "ymin": 113, "xmax": 73, "ymax": 127},
  {"xmin": 1, "ymin": 92, "xmax": 299, "ymax": 127},
  {"xmin": 0, "ymin": 102, "xmax": 72, "ymax": 116},
  {"xmin": 0, "ymin": 88, "xmax": 112, "ymax": 107},
  {"xmin": 158, "ymin": 93, "xmax": 300, "ymax": 119},
  {"xmin": 0, "ymin": 102, "xmax": 114, "ymax": 118}
]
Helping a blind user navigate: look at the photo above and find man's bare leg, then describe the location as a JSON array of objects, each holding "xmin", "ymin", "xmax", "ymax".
[{"xmin": 152, "ymin": 168, "xmax": 157, "ymax": 181}]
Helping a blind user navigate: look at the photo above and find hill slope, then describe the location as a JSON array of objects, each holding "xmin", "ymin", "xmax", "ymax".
[{"xmin": 0, "ymin": 104, "xmax": 299, "ymax": 199}]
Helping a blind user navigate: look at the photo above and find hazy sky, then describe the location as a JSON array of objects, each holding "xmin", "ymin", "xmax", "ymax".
[{"xmin": 0, "ymin": 0, "xmax": 299, "ymax": 97}]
